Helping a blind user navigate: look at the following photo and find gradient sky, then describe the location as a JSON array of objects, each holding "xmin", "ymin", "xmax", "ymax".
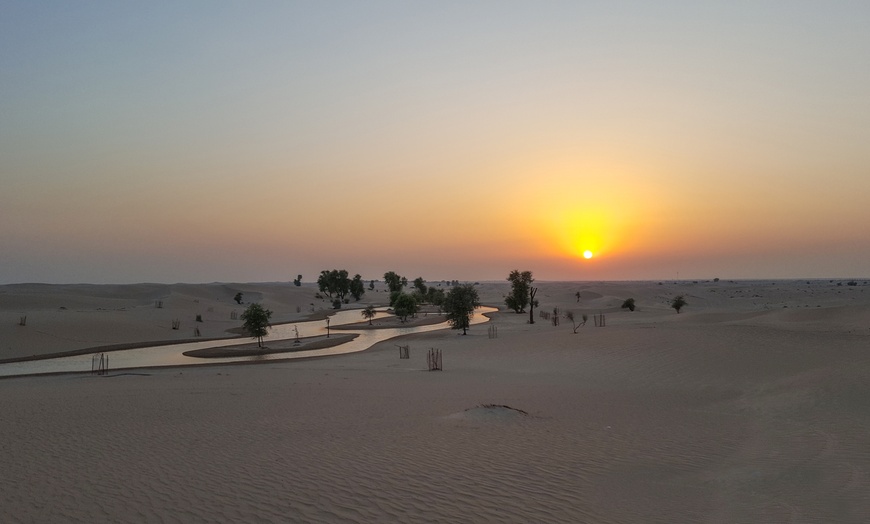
[{"xmin": 2, "ymin": 1, "xmax": 869, "ymax": 284}]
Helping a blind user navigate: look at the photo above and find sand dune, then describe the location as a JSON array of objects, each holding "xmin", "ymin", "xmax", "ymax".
[{"xmin": 2, "ymin": 279, "xmax": 870, "ymax": 522}]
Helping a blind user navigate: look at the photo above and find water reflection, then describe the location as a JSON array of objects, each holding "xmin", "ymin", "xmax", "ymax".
[{"xmin": 0, "ymin": 307, "xmax": 496, "ymax": 377}]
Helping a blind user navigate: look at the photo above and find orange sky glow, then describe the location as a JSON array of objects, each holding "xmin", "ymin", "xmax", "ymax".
[{"xmin": 2, "ymin": 2, "xmax": 870, "ymax": 283}]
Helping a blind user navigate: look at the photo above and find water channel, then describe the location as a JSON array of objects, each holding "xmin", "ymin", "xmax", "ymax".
[{"xmin": 0, "ymin": 307, "xmax": 496, "ymax": 377}]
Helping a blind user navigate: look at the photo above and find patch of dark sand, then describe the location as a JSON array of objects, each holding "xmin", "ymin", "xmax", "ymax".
[
  {"xmin": 183, "ymin": 333, "xmax": 358, "ymax": 358},
  {"xmin": 447, "ymin": 404, "xmax": 531, "ymax": 422}
]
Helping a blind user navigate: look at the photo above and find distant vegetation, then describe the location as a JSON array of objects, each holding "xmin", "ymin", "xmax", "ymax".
[
  {"xmin": 317, "ymin": 269, "xmax": 365, "ymax": 303},
  {"xmin": 621, "ymin": 298, "xmax": 636, "ymax": 312},
  {"xmin": 392, "ymin": 292, "xmax": 418, "ymax": 322},
  {"xmin": 413, "ymin": 277, "xmax": 427, "ymax": 295},
  {"xmin": 671, "ymin": 295, "xmax": 687, "ymax": 314},
  {"xmin": 384, "ymin": 271, "xmax": 407, "ymax": 294}
]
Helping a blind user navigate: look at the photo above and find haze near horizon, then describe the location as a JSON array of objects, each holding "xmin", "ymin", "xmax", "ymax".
[{"xmin": 2, "ymin": 2, "xmax": 869, "ymax": 284}]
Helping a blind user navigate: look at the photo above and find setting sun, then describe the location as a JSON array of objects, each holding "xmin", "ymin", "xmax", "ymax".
[{"xmin": 583, "ymin": 250, "xmax": 593, "ymax": 259}]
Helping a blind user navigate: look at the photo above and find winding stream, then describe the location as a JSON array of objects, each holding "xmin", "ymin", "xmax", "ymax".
[{"xmin": 0, "ymin": 307, "xmax": 496, "ymax": 377}]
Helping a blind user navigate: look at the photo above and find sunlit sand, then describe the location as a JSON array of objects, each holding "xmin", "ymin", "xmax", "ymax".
[{"xmin": 2, "ymin": 279, "xmax": 870, "ymax": 521}]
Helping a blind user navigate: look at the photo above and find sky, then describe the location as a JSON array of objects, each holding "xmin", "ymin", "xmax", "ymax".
[{"xmin": 2, "ymin": 1, "xmax": 869, "ymax": 284}]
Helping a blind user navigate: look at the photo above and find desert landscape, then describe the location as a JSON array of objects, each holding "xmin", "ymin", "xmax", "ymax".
[
  {"xmin": 3, "ymin": 279, "xmax": 870, "ymax": 522},
  {"xmin": 5, "ymin": 3, "xmax": 870, "ymax": 522}
]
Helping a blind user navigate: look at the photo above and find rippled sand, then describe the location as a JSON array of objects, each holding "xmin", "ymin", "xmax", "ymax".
[{"xmin": 2, "ymin": 280, "xmax": 870, "ymax": 522}]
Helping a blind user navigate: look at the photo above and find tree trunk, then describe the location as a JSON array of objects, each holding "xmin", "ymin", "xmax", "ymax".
[{"xmin": 529, "ymin": 287, "xmax": 537, "ymax": 324}]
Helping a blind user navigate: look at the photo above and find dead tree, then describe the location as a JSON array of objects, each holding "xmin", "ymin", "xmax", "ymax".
[{"xmin": 529, "ymin": 286, "xmax": 538, "ymax": 324}]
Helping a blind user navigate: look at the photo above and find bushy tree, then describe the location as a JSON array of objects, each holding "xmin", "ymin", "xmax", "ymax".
[
  {"xmin": 349, "ymin": 274, "xmax": 365, "ymax": 301},
  {"xmin": 671, "ymin": 295, "xmax": 687, "ymax": 314},
  {"xmin": 317, "ymin": 269, "xmax": 352, "ymax": 301},
  {"xmin": 240, "ymin": 303, "xmax": 272, "ymax": 348},
  {"xmin": 427, "ymin": 286, "xmax": 445, "ymax": 308},
  {"xmin": 621, "ymin": 298, "xmax": 636, "ymax": 312},
  {"xmin": 413, "ymin": 277, "xmax": 427, "ymax": 295},
  {"xmin": 234, "ymin": 292, "xmax": 243, "ymax": 305},
  {"xmin": 384, "ymin": 271, "xmax": 405, "ymax": 293},
  {"xmin": 392, "ymin": 292, "xmax": 418, "ymax": 322},
  {"xmin": 293, "ymin": 275, "xmax": 302, "ymax": 286},
  {"xmin": 389, "ymin": 289, "xmax": 402, "ymax": 307},
  {"xmin": 505, "ymin": 270, "xmax": 533, "ymax": 313},
  {"xmin": 444, "ymin": 284, "xmax": 480, "ymax": 335}
]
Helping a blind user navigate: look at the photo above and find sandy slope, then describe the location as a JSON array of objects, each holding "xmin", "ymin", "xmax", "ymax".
[{"xmin": 2, "ymin": 279, "xmax": 870, "ymax": 522}]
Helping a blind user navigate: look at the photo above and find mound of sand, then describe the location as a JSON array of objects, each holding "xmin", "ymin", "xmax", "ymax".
[{"xmin": 447, "ymin": 404, "xmax": 531, "ymax": 421}]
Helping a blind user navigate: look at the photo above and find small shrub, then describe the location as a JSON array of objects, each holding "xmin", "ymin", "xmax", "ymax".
[
  {"xmin": 671, "ymin": 295, "xmax": 687, "ymax": 314},
  {"xmin": 566, "ymin": 311, "xmax": 585, "ymax": 333},
  {"xmin": 621, "ymin": 298, "xmax": 636, "ymax": 312},
  {"xmin": 195, "ymin": 314, "xmax": 203, "ymax": 322}
]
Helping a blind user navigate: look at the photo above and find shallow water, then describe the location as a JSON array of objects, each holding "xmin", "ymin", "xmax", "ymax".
[{"xmin": 0, "ymin": 307, "xmax": 495, "ymax": 377}]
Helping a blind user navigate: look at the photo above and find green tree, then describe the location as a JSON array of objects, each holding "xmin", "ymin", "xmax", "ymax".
[
  {"xmin": 621, "ymin": 298, "xmax": 636, "ymax": 312},
  {"xmin": 240, "ymin": 303, "xmax": 273, "ymax": 348},
  {"xmin": 234, "ymin": 292, "xmax": 243, "ymax": 305},
  {"xmin": 361, "ymin": 305, "xmax": 376, "ymax": 325},
  {"xmin": 671, "ymin": 295, "xmax": 687, "ymax": 314},
  {"xmin": 384, "ymin": 271, "xmax": 405, "ymax": 293},
  {"xmin": 349, "ymin": 274, "xmax": 365, "ymax": 301},
  {"xmin": 392, "ymin": 292, "xmax": 418, "ymax": 322},
  {"xmin": 444, "ymin": 283, "xmax": 480, "ymax": 335},
  {"xmin": 427, "ymin": 286, "xmax": 445, "ymax": 308},
  {"xmin": 413, "ymin": 277, "xmax": 427, "ymax": 295},
  {"xmin": 317, "ymin": 269, "xmax": 352, "ymax": 301},
  {"xmin": 505, "ymin": 270, "xmax": 533, "ymax": 313}
]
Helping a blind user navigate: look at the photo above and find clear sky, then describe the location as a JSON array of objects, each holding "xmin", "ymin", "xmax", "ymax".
[{"xmin": 2, "ymin": 1, "xmax": 869, "ymax": 284}]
